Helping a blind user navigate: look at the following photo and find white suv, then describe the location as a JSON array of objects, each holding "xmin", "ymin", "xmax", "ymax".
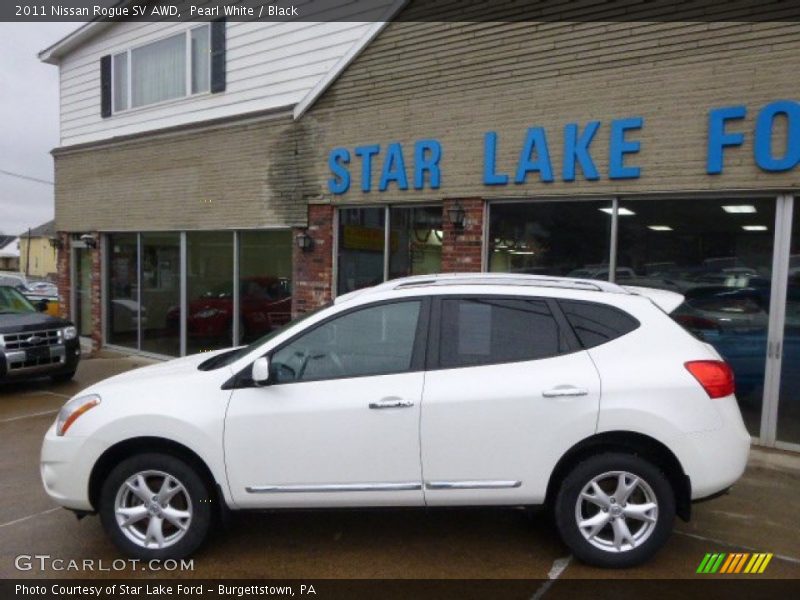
[{"xmin": 41, "ymin": 273, "xmax": 750, "ymax": 568}]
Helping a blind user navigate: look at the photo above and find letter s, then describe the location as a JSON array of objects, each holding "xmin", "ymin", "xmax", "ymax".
[{"xmin": 328, "ymin": 148, "xmax": 351, "ymax": 194}]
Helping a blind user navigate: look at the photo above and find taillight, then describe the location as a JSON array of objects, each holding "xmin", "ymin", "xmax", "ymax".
[{"xmin": 685, "ymin": 360, "xmax": 735, "ymax": 398}]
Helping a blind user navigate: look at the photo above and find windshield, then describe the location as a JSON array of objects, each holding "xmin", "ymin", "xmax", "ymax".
[
  {"xmin": 197, "ymin": 302, "xmax": 332, "ymax": 370},
  {"xmin": 0, "ymin": 286, "xmax": 37, "ymax": 314}
]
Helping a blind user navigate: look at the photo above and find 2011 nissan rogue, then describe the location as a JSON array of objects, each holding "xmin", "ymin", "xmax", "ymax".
[{"xmin": 41, "ymin": 273, "xmax": 750, "ymax": 568}]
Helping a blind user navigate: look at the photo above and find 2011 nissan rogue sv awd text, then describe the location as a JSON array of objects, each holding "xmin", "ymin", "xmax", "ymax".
[{"xmin": 41, "ymin": 273, "xmax": 750, "ymax": 568}]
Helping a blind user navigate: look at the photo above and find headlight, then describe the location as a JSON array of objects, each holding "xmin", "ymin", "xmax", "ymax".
[
  {"xmin": 62, "ymin": 326, "xmax": 77, "ymax": 340},
  {"xmin": 56, "ymin": 394, "xmax": 100, "ymax": 436}
]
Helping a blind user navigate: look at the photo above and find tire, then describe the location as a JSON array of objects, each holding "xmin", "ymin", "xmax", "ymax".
[
  {"xmin": 51, "ymin": 370, "xmax": 76, "ymax": 383},
  {"xmin": 99, "ymin": 453, "xmax": 213, "ymax": 560},
  {"xmin": 554, "ymin": 452, "xmax": 675, "ymax": 568}
]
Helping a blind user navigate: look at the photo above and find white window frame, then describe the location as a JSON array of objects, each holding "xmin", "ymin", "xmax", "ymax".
[{"xmin": 111, "ymin": 24, "xmax": 211, "ymax": 115}]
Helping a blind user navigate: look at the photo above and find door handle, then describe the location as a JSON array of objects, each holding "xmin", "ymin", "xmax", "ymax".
[
  {"xmin": 542, "ymin": 386, "xmax": 589, "ymax": 398},
  {"xmin": 369, "ymin": 397, "xmax": 414, "ymax": 409}
]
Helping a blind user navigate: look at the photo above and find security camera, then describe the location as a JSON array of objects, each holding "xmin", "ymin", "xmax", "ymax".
[{"xmin": 79, "ymin": 234, "xmax": 97, "ymax": 249}]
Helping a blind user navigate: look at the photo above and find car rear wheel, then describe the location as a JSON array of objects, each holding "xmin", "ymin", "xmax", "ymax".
[
  {"xmin": 99, "ymin": 453, "xmax": 212, "ymax": 559},
  {"xmin": 554, "ymin": 452, "xmax": 675, "ymax": 568}
]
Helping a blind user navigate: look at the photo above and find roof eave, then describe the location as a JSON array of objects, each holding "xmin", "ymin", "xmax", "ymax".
[{"xmin": 293, "ymin": 0, "xmax": 408, "ymax": 120}]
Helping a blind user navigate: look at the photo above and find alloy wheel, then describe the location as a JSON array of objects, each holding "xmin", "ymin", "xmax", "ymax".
[
  {"xmin": 574, "ymin": 470, "xmax": 659, "ymax": 553},
  {"xmin": 114, "ymin": 469, "xmax": 193, "ymax": 550}
]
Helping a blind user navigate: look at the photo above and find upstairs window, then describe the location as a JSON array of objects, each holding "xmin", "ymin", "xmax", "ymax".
[{"xmin": 111, "ymin": 25, "xmax": 210, "ymax": 113}]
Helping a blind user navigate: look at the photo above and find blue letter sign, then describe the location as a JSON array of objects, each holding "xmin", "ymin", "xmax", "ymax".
[
  {"xmin": 563, "ymin": 121, "xmax": 601, "ymax": 182},
  {"xmin": 707, "ymin": 106, "xmax": 746, "ymax": 174},
  {"xmin": 754, "ymin": 100, "xmax": 800, "ymax": 172},
  {"xmin": 609, "ymin": 117, "xmax": 643, "ymax": 179},
  {"xmin": 327, "ymin": 148, "xmax": 350, "ymax": 194}
]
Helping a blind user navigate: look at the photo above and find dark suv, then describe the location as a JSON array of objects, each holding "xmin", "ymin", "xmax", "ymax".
[{"xmin": 0, "ymin": 286, "xmax": 80, "ymax": 383}]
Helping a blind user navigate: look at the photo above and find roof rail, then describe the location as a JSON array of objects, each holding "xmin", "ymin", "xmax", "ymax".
[{"xmin": 336, "ymin": 273, "xmax": 630, "ymax": 303}]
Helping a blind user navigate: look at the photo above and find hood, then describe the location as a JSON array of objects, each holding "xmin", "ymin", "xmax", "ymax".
[
  {"xmin": 0, "ymin": 312, "xmax": 71, "ymax": 334},
  {"xmin": 623, "ymin": 286, "xmax": 685, "ymax": 314},
  {"xmin": 85, "ymin": 348, "xmax": 233, "ymax": 392}
]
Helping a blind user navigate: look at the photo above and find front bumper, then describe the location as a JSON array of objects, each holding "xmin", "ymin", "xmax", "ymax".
[
  {"xmin": 0, "ymin": 338, "xmax": 80, "ymax": 382},
  {"xmin": 40, "ymin": 422, "xmax": 102, "ymax": 511}
]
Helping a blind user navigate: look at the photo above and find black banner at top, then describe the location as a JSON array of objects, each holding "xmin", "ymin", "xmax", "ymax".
[{"xmin": 5, "ymin": 0, "xmax": 800, "ymax": 23}]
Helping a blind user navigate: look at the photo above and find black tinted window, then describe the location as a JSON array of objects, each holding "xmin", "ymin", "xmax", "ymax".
[
  {"xmin": 439, "ymin": 298, "xmax": 563, "ymax": 368},
  {"xmin": 271, "ymin": 301, "xmax": 421, "ymax": 383},
  {"xmin": 559, "ymin": 300, "xmax": 639, "ymax": 348}
]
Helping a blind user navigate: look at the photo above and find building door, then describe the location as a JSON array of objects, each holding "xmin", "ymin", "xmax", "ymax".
[{"xmin": 73, "ymin": 245, "xmax": 93, "ymax": 337}]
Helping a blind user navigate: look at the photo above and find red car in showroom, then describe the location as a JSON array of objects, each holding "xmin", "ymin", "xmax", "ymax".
[{"xmin": 168, "ymin": 277, "xmax": 291, "ymax": 344}]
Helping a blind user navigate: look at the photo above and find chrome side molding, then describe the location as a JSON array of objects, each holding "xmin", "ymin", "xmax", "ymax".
[
  {"xmin": 245, "ymin": 482, "xmax": 422, "ymax": 493},
  {"xmin": 425, "ymin": 480, "xmax": 522, "ymax": 490}
]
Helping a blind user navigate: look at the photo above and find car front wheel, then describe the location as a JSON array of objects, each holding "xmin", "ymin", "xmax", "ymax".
[
  {"xmin": 99, "ymin": 453, "xmax": 212, "ymax": 560},
  {"xmin": 554, "ymin": 452, "xmax": 675, "ymax": 568}
]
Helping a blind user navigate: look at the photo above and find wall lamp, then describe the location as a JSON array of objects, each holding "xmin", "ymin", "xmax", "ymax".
[
  {"xmin": 447, "ymin": 202, "xmax": 466, "ymax": 231},
  {"xmin": 79, "ymin": 233, "xmax": 98, "ymax": 249},
  {"xmin": 295, "ymin": 231, "xmax": 314, "ymax": 252}
]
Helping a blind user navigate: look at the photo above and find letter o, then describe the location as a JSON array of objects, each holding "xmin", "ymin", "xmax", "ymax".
[{"xmin": 754, "ymin": 100, "xmax": 800, "ymax": 172}]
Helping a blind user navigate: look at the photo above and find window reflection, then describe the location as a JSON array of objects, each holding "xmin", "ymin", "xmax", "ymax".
[
  {"xmin": 337, "ymin": 207, "xmax": 385, "ymax": 294},
  {"xmin": 489, "ymin": 201, "xmax": 613, "ymax": 277},
  {"xmin": 617, "ymin": 198, "xmax": 776, "ymax": 436},
  {"xmin": 238, "ymin": 231, "xmax": 293, "ymax": 344},
  {"xmin": 777, "ymin": 213, "xmax": 800, "ymax": 444},
  {"xmin": 389, "ymin": 206, "xmax": 443, "ymax": 279},
  {"xmin": 185, "ymin": 232, "xmax": 234, "ymax": 354},
  {"xmin": 141, "ymin": 232, "xmax": 181, "ymax": 356},
  {"xmin": 107, "ymin": 233, "xmax": 139, "ymax": 349}
]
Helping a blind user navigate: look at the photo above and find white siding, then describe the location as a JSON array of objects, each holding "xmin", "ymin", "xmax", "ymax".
[{"xmin": 56, "ymin": 0, "xmax": 393, "ymax": 146}]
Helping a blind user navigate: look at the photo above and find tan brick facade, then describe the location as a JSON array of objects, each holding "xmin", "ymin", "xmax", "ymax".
[
  {"xmin": 53, "ymin": 112, "xmax": 310, "ymax": 232},
  {"xmin": 304, "ymin": 13, "xmax": 800, "ymax": 203},
  {"xmin": 50, "ymin": 3, "xmax": 800, "ymax": 348}
]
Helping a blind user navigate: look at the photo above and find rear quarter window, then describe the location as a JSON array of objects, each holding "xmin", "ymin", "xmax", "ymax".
[{"xmin": 558, "ymin": 299, "xmax": 640, "ymax": 349}]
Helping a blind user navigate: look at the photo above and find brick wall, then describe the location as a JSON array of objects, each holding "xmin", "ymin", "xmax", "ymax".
[
  {"xmin": 441, "ymin": 198, "xmax": 484, "ymax": 273},
  {"xmin": 292, "ymin": 204, "xmax": 334, "ymax": 316},
  {"xmin": 90, "ymin": 235, "xmax": 102, "ymax": 353},
  {"xmin": 56, "ymin": 233, "xmax": 70, "ymax": 321}
]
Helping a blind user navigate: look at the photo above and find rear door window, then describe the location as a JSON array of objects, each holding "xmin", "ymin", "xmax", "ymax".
[
  {"xmin": 558, "ymin": 299, "xmax": 639, "ymax": 348},
  {"xmin": 438, "ymin": 297, "xmax": 565, "ymax": 368}
]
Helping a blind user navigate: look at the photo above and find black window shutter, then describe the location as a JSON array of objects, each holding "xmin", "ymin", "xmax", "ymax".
[
  {"xmin": 100, "ymin": 55, "xmax": 112, "ymax": 118},
  {"xmin": 210, "ymin": 18, "xmax": 226, "ymax": 93}
]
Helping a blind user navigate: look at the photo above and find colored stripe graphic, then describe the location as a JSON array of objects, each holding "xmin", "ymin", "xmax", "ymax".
[{"xmin": 699, "ymin": 552, "xmax": 773, "ymax": 574}]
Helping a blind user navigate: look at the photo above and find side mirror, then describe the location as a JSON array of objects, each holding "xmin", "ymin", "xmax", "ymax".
[
  {"xmin": 251, "ymin": 356, "xmax": 271, "ymax": 387},
  {"xmin": 36, "ymin": 300, "xmax": 49, "ymax": 313}
]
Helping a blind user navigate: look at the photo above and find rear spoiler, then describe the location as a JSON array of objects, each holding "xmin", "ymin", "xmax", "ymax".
[{"xmin": 622, "ymin": 286, "xmax": 685, "ymax": 314}]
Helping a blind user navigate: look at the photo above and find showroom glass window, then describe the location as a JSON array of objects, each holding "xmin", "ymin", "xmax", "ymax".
[
  {"xmin": 238, "ymin": 230, "xmax": 293, "ymax": 344},
  {"xmin": 186, "ymin": 232, "xmax": 234, "ymax": 354},
  {"xmin": 777, "ymin": 206, "xmax": 800, "ymax": 444},
  {"xmin": 139, "ymin": 233, "xmax": 181, "ymax": 356},
  {"xmin": 337, "ymin": 206, "xmax": 444, "ymax": 295},
  {"xmin": 615, "ymin": 198, "xmax": 776, "ymax": 436},
  {"xmin": 107, "ymin": 233, "xmax": 139, "ymax": 349},
  {"xmin": 337, "ymin": 207, "xmax": 386, "ymax": 294},
  {"xmin": 489, "ymin": 201, "xmax": 613, "ymax": 278},
  {"xmin": 112, "ymin": 25, "xmax": 210, "ymax": 112},
  {"xmin": 271, "ymin": 301, "xmax": 421, "ymax": 383},
  {"xmin": 388, "ymin": 206, "xmax": 443, "ymax": 279}
]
